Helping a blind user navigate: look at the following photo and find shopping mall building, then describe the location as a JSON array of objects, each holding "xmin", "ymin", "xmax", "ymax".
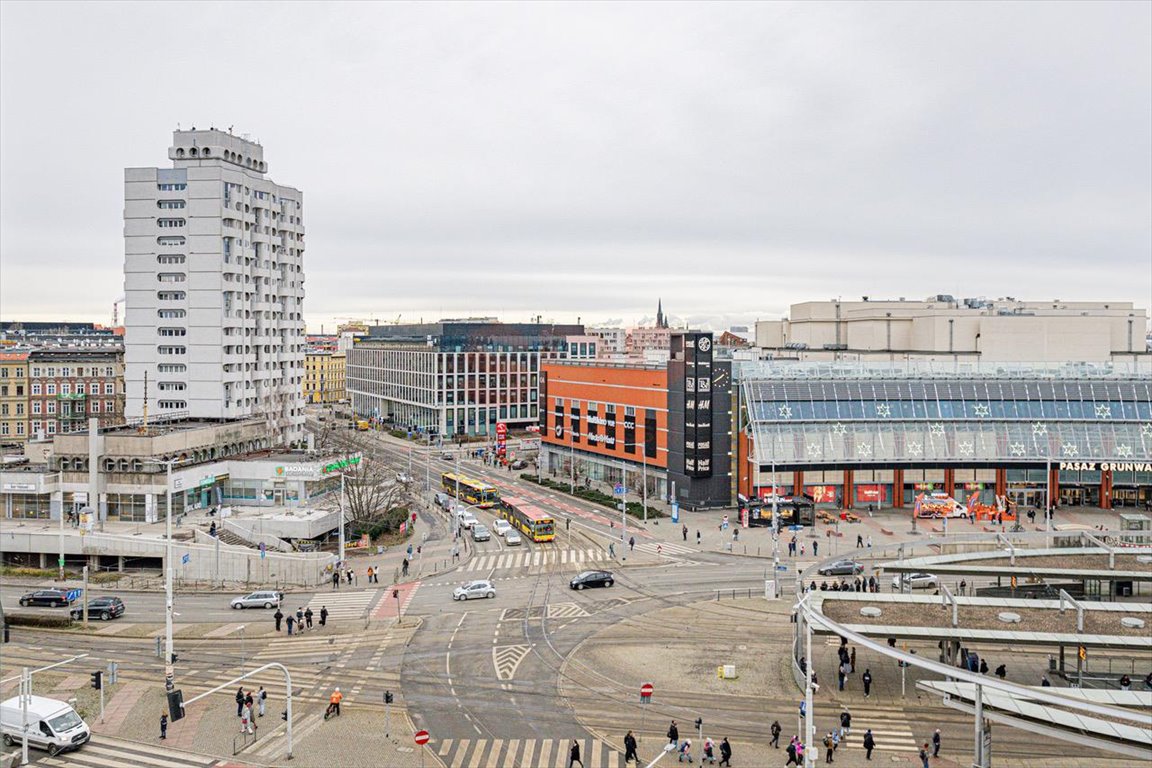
[{"xmin": 540, "ymin": 341, "xmax": 1152, "ymax": 512}]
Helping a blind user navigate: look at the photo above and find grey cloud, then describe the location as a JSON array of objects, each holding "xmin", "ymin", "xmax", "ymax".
[{"xmin": 1, "ymin": 1, "xmax": 1148, "ymax": 332}]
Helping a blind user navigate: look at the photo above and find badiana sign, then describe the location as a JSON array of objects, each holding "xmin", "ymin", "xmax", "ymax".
[
  {"xmin": 322, "ymin": 455, "xmax": 363, "ymax": 474},
  {"xmin": 1060, "ymin": 461, "xmax": 1152, "ymax": 472}
]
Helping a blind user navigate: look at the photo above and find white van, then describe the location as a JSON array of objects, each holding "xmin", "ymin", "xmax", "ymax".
[{"xmin": 1, "ymin": 695, "xmax": 90, "ymax": 756}]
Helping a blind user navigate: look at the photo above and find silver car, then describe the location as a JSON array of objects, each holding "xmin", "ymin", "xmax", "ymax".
[
  {"xmin": 230, "ymin": 590, "xmax": 284, "ymax": 609},
  {"xmin": 505, "ymin": 530, "xmax": 522, "ymax": 546},
  {"xmin": 471, "ymin": 524, "xmax": 491, "ymax": 542},
  {"xmin": 453, "ymin": 580, "xmax": 496, "ymax": 600},
  {"xmin": 892, "ymin": 573, "xmax": 938, "ymax": 590}
]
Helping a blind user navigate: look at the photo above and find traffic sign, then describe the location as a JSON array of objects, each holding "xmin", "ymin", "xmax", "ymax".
[
  {"xmin": 66, "ymin": 589, "xmax": 82, "ymax": 602},
  {"xmin": 640, "ymin": 683, "xmax": 654, "ymax": 696},
  {"xmin": 776, "ymin": 565, "xmax": 789, "ymax": 572},
  {"xmin": 181, "ymin": 553, "xmax": 190, "ymax": 565},
  {"xmin": 414, "ymin": 730, "xmax": 430, "ymax": 745},
  {"xmin": 1078, "ymin": 645, "xmax": 1087, "ymax": 662},
  {"xmin": 614, "ymin": 484, "xmax": 624, "ymax": 496}
]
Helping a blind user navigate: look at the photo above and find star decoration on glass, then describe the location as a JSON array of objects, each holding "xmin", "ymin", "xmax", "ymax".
[
  {"xmin": 806, "ymin": 444, "xmax": 823, "ymax": 458},
  {"xmin": 1009, "ymin": 443, "xmax": 1026, "ymax": 456},
  {"xmin": 1061, "ymin": 443, "xmax": 1078, "ymax": 457},
  {"xmin": 778, "ymin": 404, "xmax": 793, "ymax": 419},
  {"xmin": 929, "ymin": 423, "xmax": 945, "ymax": 436},
  {"xmin": 1032, "ymin": 422, "xmax": 1048, "ymax": 436},
  {"xmin": 1094, "ymin": 404, "xmax": 1111, "ymax": 419},
  {"xmin": 1142, "ymin": 423, "xmax": 1152, "ymax": 438},
  {"xmin": 959, "ymin": 441, "xmax": 974, "ymax": 456},
  {"xmin": 907, "ymin": 442, "xmax": 923, "ymax": 457},
  {"xmin": 1116, "ymin": 444, "xmax": 1133, "ymax": 458},
  {"xmin": 973, "ymin": 404, "xmax": 990, "ymax": 418},
  {"xmin": 832, "ymin": 422, "xmax": 848, "ymax": 436},
  {"xmin": 875, "ymin": 403, "xmax": 891, "ymax": 418},
  {"xmin": 857, "ymin": 443, "xmax": 872, "ymax": 457}
]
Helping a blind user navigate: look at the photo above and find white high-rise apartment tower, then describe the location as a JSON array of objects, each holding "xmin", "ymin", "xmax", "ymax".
[{"xmin": 124, "ymin": 128, "xmax": 306, "ymax": 444}]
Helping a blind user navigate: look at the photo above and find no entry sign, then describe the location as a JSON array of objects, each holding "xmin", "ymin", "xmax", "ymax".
[
  {"xmin": 414, "ymin": 729, "xmax": 430, "ymax": 745},
  {"xmin": 640, "ymin": 682, "xmax": 654, "ymax": 702}
]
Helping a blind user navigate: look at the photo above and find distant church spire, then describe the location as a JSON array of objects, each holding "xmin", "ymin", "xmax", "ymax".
[{"xmin": 656, "ymin": 298, "xmax": 667, "ymax": 329}]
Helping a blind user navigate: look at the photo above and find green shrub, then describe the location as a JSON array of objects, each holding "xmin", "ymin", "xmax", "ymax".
[
  {"xmin": 7, "ymin": 614, "xmax": 72, "ymax": 629},
  {"xmin": 518, "ymin": 474, "xmax": 665, "ymax": 519}
]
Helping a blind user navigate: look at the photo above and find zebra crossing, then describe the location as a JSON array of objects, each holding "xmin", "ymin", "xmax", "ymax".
[
  {"xmin": 463, "ymin": 547, "xmax": 607, "ymax": 572},
  {"xmin": 436, "ymin": 736, "xmax": 622, "ymax": 768},
  {"xmin": 632, "ymin": 540, "xmax": 696, "ymax": 556},
  {"xmin": 836, "ymin": 704, "xmax": 919, "ymax": 753},
  {"xmin": 302, "ymin": 588, "xmax": 380, "ymax": 622},
  {"xmin": 28, "ymin": 734, "xmax": 218, "ymax": 768}
]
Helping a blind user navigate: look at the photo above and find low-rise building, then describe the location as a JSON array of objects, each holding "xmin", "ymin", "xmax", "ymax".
[
  {"xmin": 304, "ymin": 351, "xmax": 346, "ymax": 403},
  {"xmin": 756, "ymin": 296, "xmax": 1150, "ymax": 363},
  {"xmin": 347, "ymin": 320, "xmax": 582, "ymax": 436},
  {"xmin": 0, "ymin": 351, "xmax": 29, "ymax": 446}
]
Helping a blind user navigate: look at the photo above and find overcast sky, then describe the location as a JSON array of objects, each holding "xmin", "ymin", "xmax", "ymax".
[{"xmin": 2, "ymin": 1, "xmax": 1149, "ymax": 332}]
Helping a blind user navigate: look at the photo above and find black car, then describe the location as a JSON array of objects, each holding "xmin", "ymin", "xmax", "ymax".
[
  {"xmin": 817, "ymin": 559, "xmax": 864, "ymax": 577},
  {"xmin": 18, "ymin": 589, "xmax": 74, "ymax": 608},
  {"xmin": 510, "ymin": 459, "xmax": 528, "ymax": 470},
  {"xmin": 570, "ymin": 570, "xmax": 615, "ymax": 590},
  {"xmin": 69, "ymin": 596, "xmax": 126, "ymax": 621}
]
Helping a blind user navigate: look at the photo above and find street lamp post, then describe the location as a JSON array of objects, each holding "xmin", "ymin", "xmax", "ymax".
[
  {"xmin": 145, "ymin": 457, "xmax": 183, "ymax": 693},
  {"xmin": 772, "ymin": 456, "xmax": 780, "ymax": 598},
  {"xmin": 51, "ymin": 472, "xmax": 65, "ymax": 581},
  {"xmin": 338, "ymin": 472, "xmax": 346, "ymax": 566}
]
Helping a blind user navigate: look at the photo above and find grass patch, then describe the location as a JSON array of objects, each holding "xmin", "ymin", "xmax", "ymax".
[{"xmin": 519, "ymin": 474, "xmax": 665, "ymax": 519}]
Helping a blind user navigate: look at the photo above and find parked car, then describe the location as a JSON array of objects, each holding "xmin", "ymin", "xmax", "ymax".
[
  {"xmin": 471, "ymin": 524, "xmax": 491, "ymax": 542},
  {"xmin": 439, "ymin": 453, "xmax": 454, "ymax": 461},
  {"xmin": 492, "ymin": 519, "xmax": 512, "ymax": 537},
  {"xmin": 230, "ymin": 590, "xmax": 284, "ymax": 609},
  {"xmin": 817, "ymin": 559, "xmax": 864, "ymax": 577},
  {"xmin": 396, "ymin": 472, "xmax": 413, "ymax": 483},
  {"xmin": 505, "ymin": 530, "xmax": 522, "ymax": 546},
  {"xmin": 892, "ymin": 573, "xmax": 939, "ymax": 590},
  {"xmin": 458, "ymin": 512, "xmax": 478, "ymax": 529},
  {"xmin": 18, "ymin": 589, "xmax": 73, "ymax": 608},
  {"xmin": 570, "ymin": 570, "xmax": 615, "ymax": 590},
  {"xmin": 453, "ymin": 580, "xmax": 496, "ymax": 601},
  {"xmin": 510, "ymin": 459, "xmax": 528, "ymax": 470},
  {"xmin": 69, "ymin": 596, "xmax": 126, "ymax": 621}
]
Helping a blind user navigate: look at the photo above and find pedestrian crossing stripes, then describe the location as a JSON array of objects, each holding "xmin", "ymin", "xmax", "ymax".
[
  {"xmin": 464, "ymin": 547, "xmax": 606, "ymax": 572},
  {"xmin": 436, "ymin": 736, "xmax": 622, "ymax": 768},
  {"xmin": 28, "ymin": 734, "xmax": 217, "ymax": 768},
  {"xmin": 833, "ymin": 706, "xmax": 919, "ymax": 753},
  {"xmin": 303, "ymin": 588, "xmax": 379, "ymax": 623},
  {"xmin": 632, "ymin": 540, "xmax": 696, "ymax": 556}
]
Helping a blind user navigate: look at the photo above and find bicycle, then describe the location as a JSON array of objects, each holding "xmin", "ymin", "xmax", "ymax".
[{"xmin": 323, "ymin": 702, "xmax": 341, "ymax": 721}]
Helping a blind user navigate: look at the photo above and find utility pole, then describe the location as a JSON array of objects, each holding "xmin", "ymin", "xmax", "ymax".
[
  {"xmin": 338, "ymin": 472, "xmax": 346, "ymax": 566},
  {"xmin": 146, "ymin": 457, "xmax": 181, "ymax": 692}
]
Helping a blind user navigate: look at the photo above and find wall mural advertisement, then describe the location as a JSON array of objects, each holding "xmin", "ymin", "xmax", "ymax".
[
  {"xmin": 805, "ymin": 485, "xmax": 838, "ymax": 504},
  {"xmin": 855, "ymin": 484, "xmax": 887, "ymax": 503}
]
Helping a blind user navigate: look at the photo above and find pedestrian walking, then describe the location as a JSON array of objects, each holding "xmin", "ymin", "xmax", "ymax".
[
  {"xmin": 160, "ymin": 712, "xmax": 168, "ymax": 740},
  {"xmin": 244, "ymin": 690, "xmax": 254, "ymax": 717},
  {"xmin": 995, "ymin": 663, "xmax": 1006, "ymax": 679},
  {"xmin": 980, "ymin": 659, "xmax": 988, "ymax": 674},
  {"xmin": 295, "ymin": 607, "xmax": 305, "ymax": 632},
  {"xmin": 786, "ymin": 739, "xmax": 799, "ymax": 766},
  {"xmin": 918, "ymin": 743, "xmax": 929, "ymax": 768},
  {"xmin": 862, "ymin": 669, "xmax": 872, "ymax": 698},
  {"xmin": 346, "ymin": 568, "xmax": 353, "ymax": 585},
  {"xmin": 624, "ymin": 730, "xmax": 639, "ymax": 763},
  {"xmin": 702, "ymin": 737, "xmax": 716, "ymax": 764},
  {"xmin": 678, "ymin": 738, "xmax": 693, "ymax": 763},
  {"xmin": 304, "ymin": 607, "xmax": 314, "ymax": 629},
  {"xmin": 856, "ymin": 534, "xmax": 863, "ymax": 548},
  {"xmin": 629, "ymin": 536, "xmax": 635, "ymax": 551},
  {"xmin": 320, "ymin": 606, "xmax": 328, "ymax": 627},
  {"xmin": 683, "ymin": 524, "xmax": 688, "ymax": 541},
  {"xmin": 866, "ymin": 536, "xmax": 873, "ymax": 549},
  {"xmin": 771, "ymin": 720, "xmax": 782, "ymax": 748},
  {"xmin": 235, "ymin": 686, "xmax": 245, "ymax": 717},
  {"xmin": 719, "ymin": 737, "xmax": 732, "ymax": 767},
  {"xmin": 569, "ymin": 739, "xmax": 584, "ymax": 768},
  {"xmin": 402, "ymin": 558, "xmax": 410, "ymax": 577},
  {"xmin": 258, "ymin": 686, "xmax": 266, "ymax": 717},
  {"xmin": 332, "ymin": 570, "xmax": 340, "ymax": 590},
  {"xmin": 668, "ymin": 720, "xmax": 679, "ymax": 745},
  {"xmin": 696, "ymin": 530, "xmax": 701, "ymax": 545},
  {"xmin": 286, "ymin": 614, "xmax": 295, "ymax": 636},
  {"xmin": 932, "ymin": 729, "xmax": 941, "ymax": 757},
  {"xmin": 959, "ymin": 579, "xmax": 967, "ymax": 596},
  {"xmin": 840, "ymin": 709, "xmax": 851, "ymax": 737},
  {"xmin": 367, "ymin": 566, "xmax": 374, "ymax": 584},
  {"xmin": 823, "ymin": 732, "xmax": 835, "ymax": 763},
  {"xmin": 863, "ymin": 730, "xmax": 875, "ymax": 760},
  {"xmin": 832, "ymin": 729, "xmax": 840, "ymax": 753},
  {"xmin": 240, "ymin": 708, "xmax": 252, "ymax": 734},
  {"xmin": 452, "ymin": 544, "xmax": 459, "ymax": 561},
  {"xmin": 813, "ymin": 540, "xmax": 819, "ymax": 557},
  {"xmin": 273, "ymin": 608, "xmax": 283, "ymax": 632},
  {"xmin": 733, "ymin": 527, "xmax": 739, "ymax": 542},
  {"xmin": 849, "ymin": 647, "xmax": 856, "ymax": 674},
  {"xmin": 609, "ymin": 542, "xmax": 616, "ymax": 559}
]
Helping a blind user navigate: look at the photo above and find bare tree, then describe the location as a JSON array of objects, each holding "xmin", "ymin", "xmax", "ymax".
[{"xmin": 309, "ymin": 426, "xmax": 414, "ymax": 535}]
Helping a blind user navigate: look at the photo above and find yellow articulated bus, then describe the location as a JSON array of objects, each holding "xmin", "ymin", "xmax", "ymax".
[
  {"xmin": 441, "ymin": 472, "xmax": 499, "ymax": 508},
  {"xmin": 497, "ymin": 496, "xmax": 556, "ymax": 543}
]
